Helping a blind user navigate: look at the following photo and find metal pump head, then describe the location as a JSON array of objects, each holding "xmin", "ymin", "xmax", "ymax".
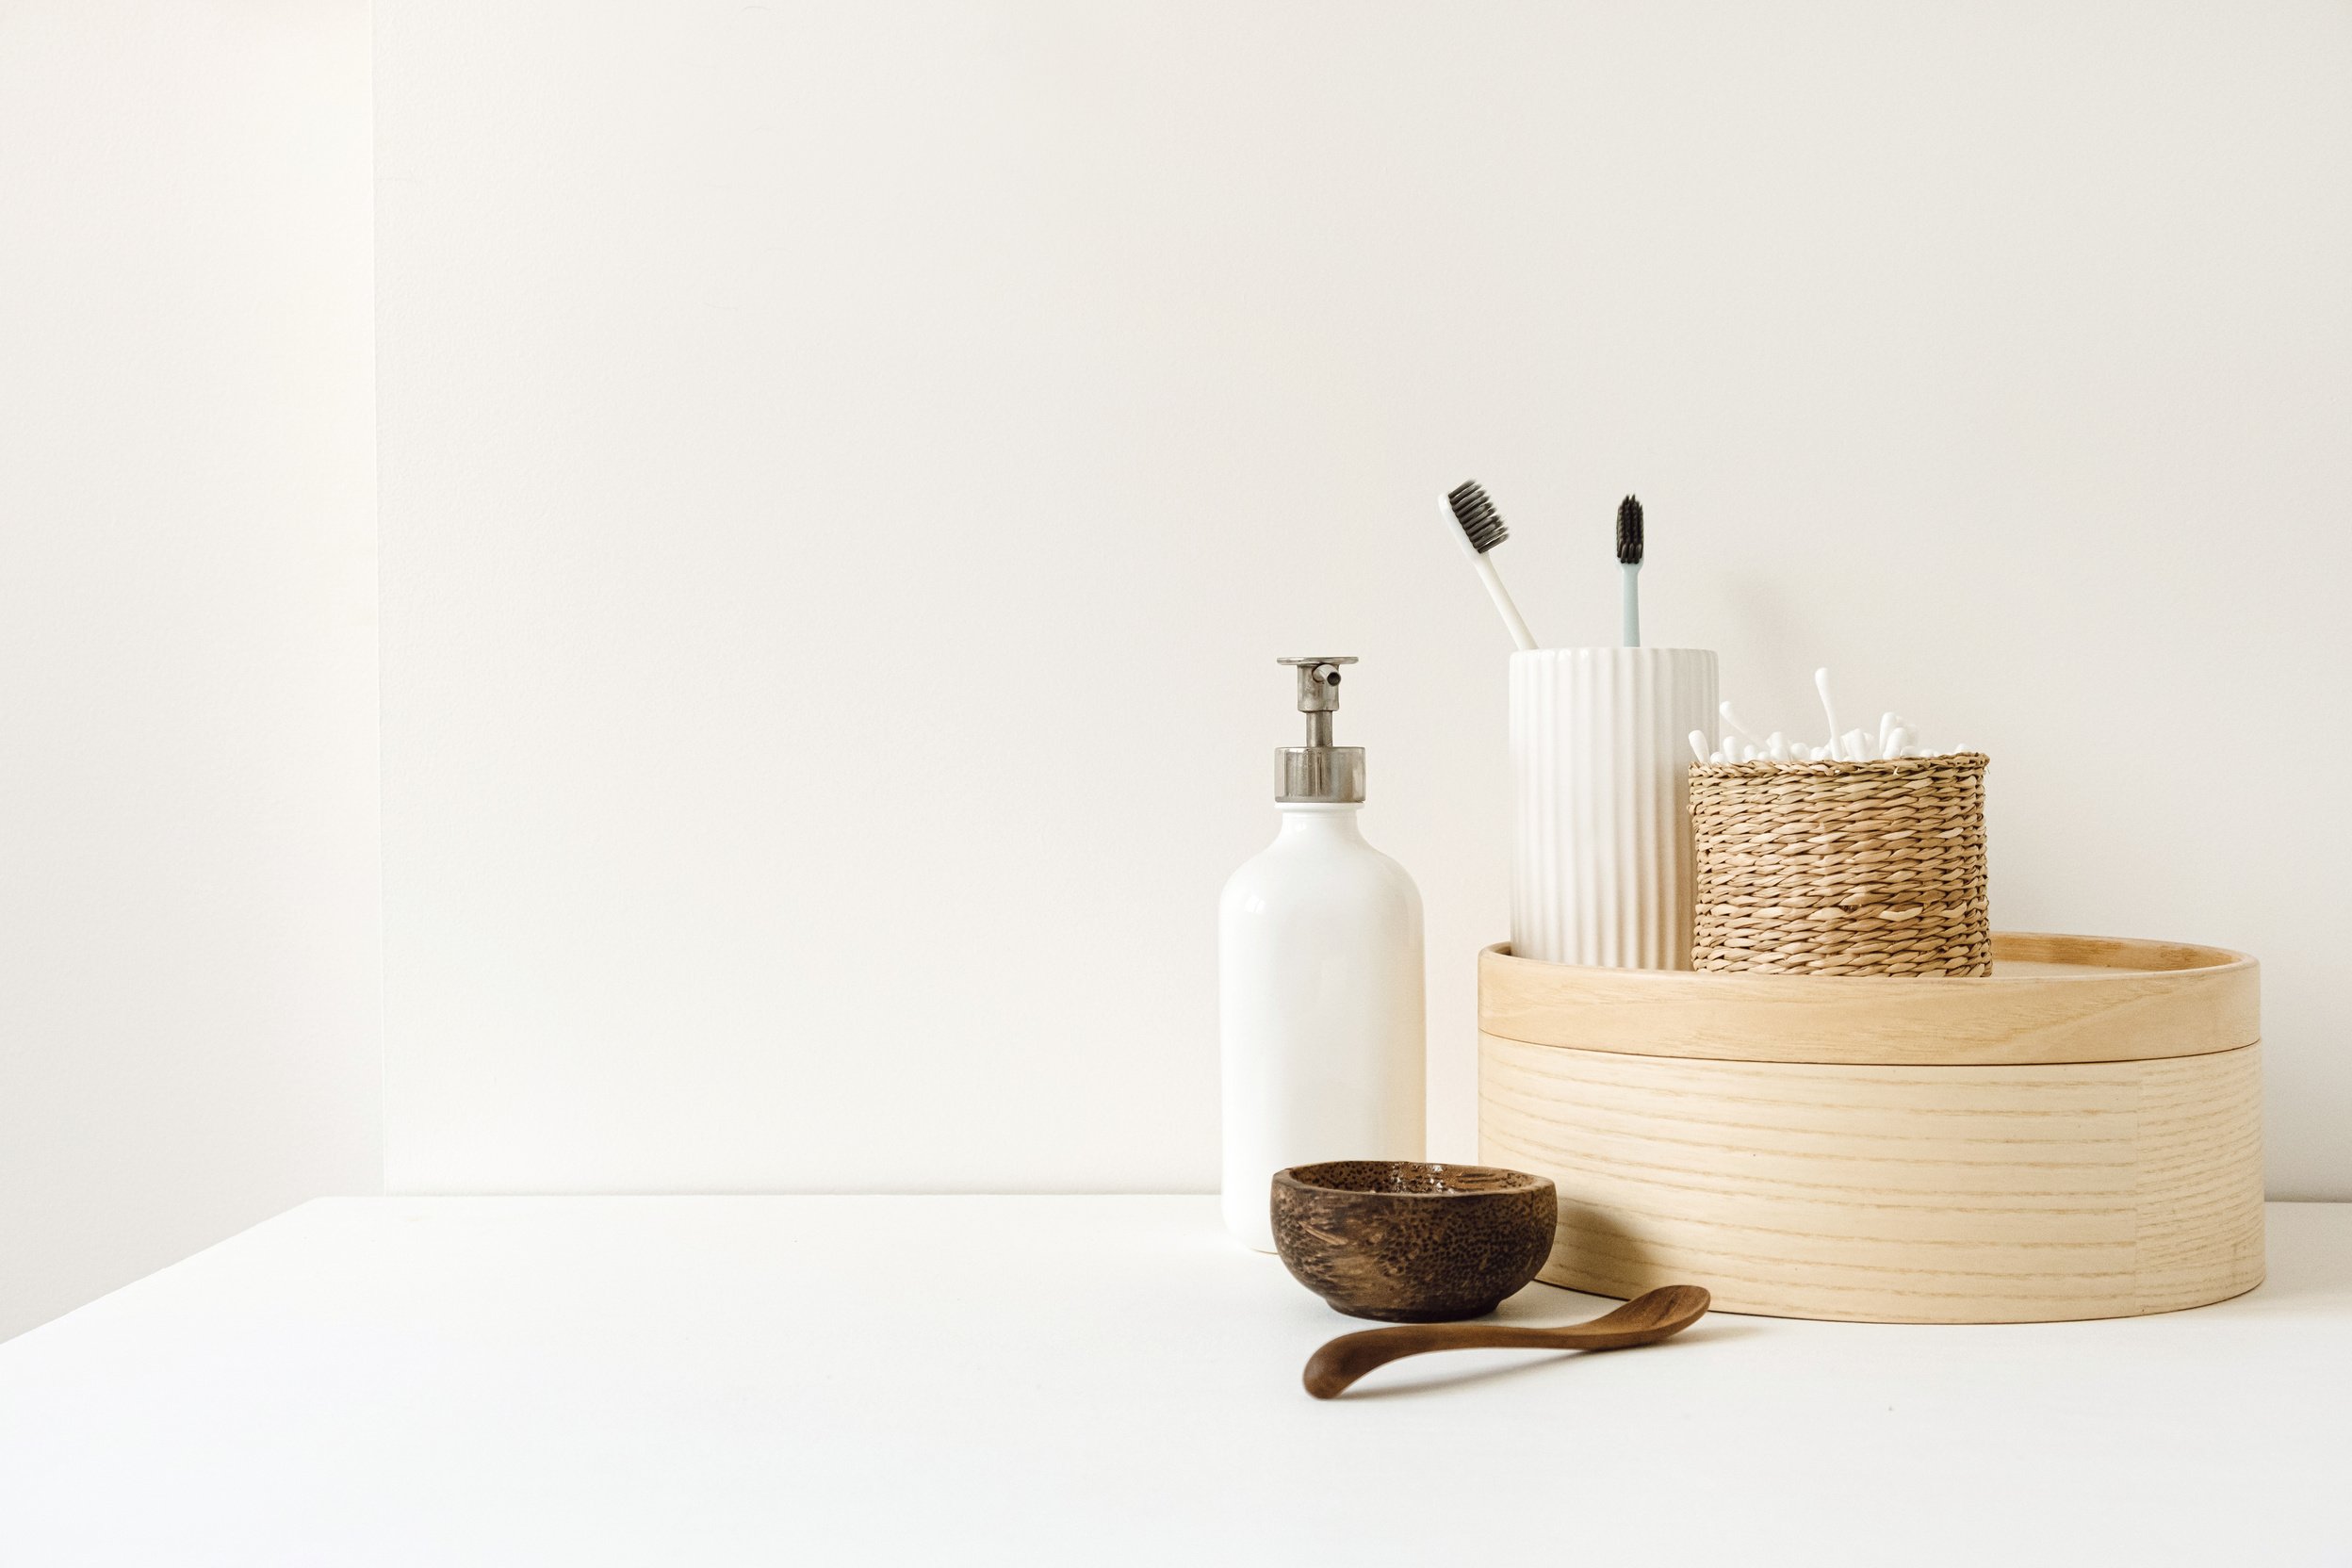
[{"xmin": 1274, "ymin": 656, "xmax": 1364, "ymax": 803}]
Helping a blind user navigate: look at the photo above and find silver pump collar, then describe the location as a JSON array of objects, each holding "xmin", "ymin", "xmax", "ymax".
[{"xmin": 1274, "ymin": 655, "xmax": 1364, "ymax": 803}]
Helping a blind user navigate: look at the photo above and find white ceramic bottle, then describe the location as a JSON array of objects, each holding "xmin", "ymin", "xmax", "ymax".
[{"xmin": 1219, "ymin": 656, "xmax": 1425, "ymax": 1252}]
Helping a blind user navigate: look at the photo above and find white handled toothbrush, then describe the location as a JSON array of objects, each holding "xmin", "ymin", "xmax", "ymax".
[
  {"xmin": 1446, "ymin": 482, "xmax": 1539, "ymax": 651},
  {"xmin": 1617, "ymin": 495, "xmax": 1643, "ymax": 646}
]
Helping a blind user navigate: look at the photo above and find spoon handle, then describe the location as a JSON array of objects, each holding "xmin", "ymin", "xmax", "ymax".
[{"xmin": 1302, "ymin": 1290, "xmax": 1707, "ymax": 1398}]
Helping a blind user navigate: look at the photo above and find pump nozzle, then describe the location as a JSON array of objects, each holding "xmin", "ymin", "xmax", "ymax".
[{"xmin": 1273, "ymin": 656, "xmax": 1364, "ymax": 803}]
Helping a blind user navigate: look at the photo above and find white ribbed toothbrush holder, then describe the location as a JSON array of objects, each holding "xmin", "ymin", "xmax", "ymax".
[{"xmin": 1510, "ymin": 647, "xmax": 1719, "ymax": 969}]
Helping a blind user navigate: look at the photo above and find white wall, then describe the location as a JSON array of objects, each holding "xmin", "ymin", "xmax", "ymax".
[
  {"xmin": 378, "ymin": 1, "xmax": 2352, "ymax": 1197},
  {"xmin": 0, "ymin": 2, "xmax": 381, "ymax": 1339}
]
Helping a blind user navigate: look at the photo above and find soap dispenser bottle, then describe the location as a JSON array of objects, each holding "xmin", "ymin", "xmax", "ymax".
[{"xmin": 1219, "ymin": 656, "xmax": 1426, "ymax": 1251}]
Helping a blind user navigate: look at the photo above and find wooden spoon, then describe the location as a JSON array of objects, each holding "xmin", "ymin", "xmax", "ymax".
[{"xmin": 1301, "ymin": 1284, "xmax": 1711, "ymax": 1398}]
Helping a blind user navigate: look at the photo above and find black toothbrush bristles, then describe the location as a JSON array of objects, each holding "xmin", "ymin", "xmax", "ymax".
[
  {"xmin": 1617, "ymin": 495, "xmax": 1644, "ymax": 566},
  {"xmin": 1442, "ymin": 478, "xmax": 1538, "ymax": 648},
  {"xmin": 1446, "ymin": 481, "xmax": 1509, "ymax": 554}
]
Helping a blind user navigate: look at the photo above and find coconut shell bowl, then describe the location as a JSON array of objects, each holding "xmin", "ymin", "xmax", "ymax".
[{"xmin": 1270, "ymin": 1160, "xmax": 1559, "ymax": 1322}]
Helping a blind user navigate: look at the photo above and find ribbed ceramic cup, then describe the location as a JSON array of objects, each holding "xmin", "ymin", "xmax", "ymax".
[{"xmin": 1510, "ymin": 647, "xmax": 1719, "ymax": 969}]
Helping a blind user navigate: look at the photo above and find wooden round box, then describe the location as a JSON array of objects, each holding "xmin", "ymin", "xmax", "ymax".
[{"xmin": 1478, "ymin": 932, "xmax": 2264, "ymax": 1323}]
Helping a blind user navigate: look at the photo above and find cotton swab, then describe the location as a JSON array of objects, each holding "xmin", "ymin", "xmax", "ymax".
[
  {"xmin": 1444, "ymin": 482, "xmax": 1539, "ymax": 652},
  {"xmin": 1721, "ymin": 701, "xmax": 1761, "ymax": 747},
  {"xmin": 1714, "ymin": 676, "xmax": 1966, "ymax": 765},
  {"xmin": 1813, "ymin": 668, "xmax": 1842, "ymax": 760}
]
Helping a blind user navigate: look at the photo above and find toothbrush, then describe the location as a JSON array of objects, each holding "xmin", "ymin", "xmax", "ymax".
[
  {"xmin": 1617, "ymin": 495, "xmax": 1643, "ymax": 646},
  {"xmin": 1446, "ymin": 482, "xmax": 1539, "ymax": 651},
  {"xmin": 1814, "ymin": 668, "xmax": 1841, "ymax": 759}
]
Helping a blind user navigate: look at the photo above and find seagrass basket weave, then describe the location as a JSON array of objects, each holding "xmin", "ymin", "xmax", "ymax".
[{"xmin": 1690, "ymin": 753, "xmax": 1990, "ymax": 976}]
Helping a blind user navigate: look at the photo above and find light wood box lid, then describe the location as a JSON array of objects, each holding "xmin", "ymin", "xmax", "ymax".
[{"xmin": 1479, "ymin": 932, "xmax": 2258, "ymax": 1067}]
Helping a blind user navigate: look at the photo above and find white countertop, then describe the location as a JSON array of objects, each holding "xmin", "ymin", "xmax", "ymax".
[{"xmin": 2, "ymin": 1197, "xmax": 2344, "ymax": 1565}]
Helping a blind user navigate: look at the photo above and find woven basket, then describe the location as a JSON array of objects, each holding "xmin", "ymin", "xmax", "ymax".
[{"xmin": 1690, "ymin": 753, "xmax": 1990, "ymax": 976}]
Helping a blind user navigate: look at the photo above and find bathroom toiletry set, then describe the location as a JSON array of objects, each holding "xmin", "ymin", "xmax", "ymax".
[{"xmin": 1226, "ymin": 481, "xmax": 2261, "ymax": 1394}]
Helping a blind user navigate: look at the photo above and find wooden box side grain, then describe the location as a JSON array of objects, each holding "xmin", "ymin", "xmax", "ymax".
[{"xmin": 1479, "ymin": 1035, "xmax": 2265, "ymax": 1323}]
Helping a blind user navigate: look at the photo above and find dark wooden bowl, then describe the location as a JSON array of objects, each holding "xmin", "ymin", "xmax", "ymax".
[{"xmin": 1270, "ymin": 1161, "xmax": 1559, "ymax": 1322}]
